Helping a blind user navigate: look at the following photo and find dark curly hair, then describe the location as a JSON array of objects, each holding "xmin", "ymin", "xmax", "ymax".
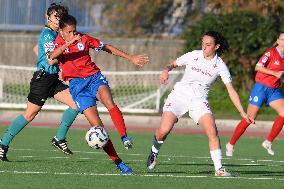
[
  {"xmin": 204, "ymin": 31, "xmax": 229, "ymax": 56},
  {"xmin": 59, "ymin": 14, "xmax": 77, "ymax": 29},
  {"xmin": 47, "ymin": 3, "xmax": 68, "ymax": 18}
]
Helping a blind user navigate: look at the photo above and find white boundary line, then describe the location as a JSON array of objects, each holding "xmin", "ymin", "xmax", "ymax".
[
  {"xmin": 16, "ymin": 155, "xmax": 269, "ymax": 167},
  {"xmin": 11, "ymin": 148, "xmax": 284, "ymax": 163},
  {"xmin": 3, "ymin": 148, "xmax": 284, "ymax": 181}
]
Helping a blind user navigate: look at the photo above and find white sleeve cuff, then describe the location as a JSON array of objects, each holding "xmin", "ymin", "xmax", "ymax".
[
  {"xmin": 95, "ymin": 41, "xmax": 104, "ymax": 52},
  {"xmin": 256, "ymin": 62, "xmax": 264, "ymax": 67}
]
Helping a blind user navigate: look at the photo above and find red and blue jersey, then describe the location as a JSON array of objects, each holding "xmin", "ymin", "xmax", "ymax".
[
  {"xmin": 255, "ymin": 47, "xmax": 284, "ymax": 88},
  {"xmin": 54, "ymin": 33, "xmax": 104, "ymax": 81}
]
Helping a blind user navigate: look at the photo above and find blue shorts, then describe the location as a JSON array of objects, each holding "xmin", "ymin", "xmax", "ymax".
[
  {"xmin": 69, "ymin": 72, "xmax": 109, "ymax": 113},
  {"xmin": 249, "ymin": 82, "xmax": 284, "ymax": 107}
]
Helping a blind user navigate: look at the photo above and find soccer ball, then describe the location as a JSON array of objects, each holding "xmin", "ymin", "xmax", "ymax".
[{"xmin": 85, "ymin": 126, "xmax": 109, "ymax": 149}]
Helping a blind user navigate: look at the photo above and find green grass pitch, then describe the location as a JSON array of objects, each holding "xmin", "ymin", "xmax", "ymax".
[{"xmin": 0, "ymin": 126, "xmax": 284, "ymax": 189}]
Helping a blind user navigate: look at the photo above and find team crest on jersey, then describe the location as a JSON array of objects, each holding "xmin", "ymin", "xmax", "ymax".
[
  {"xmin": 274, "ymin": 60, "xmax": 280, "ymax": 65},
  {"xmin": 213, "ymin": 64, "xmax": 217, "ymax": 68},
  {"xmin": 194, "ymin": 58, "xmax": 198, "ymax": 61},
  {"xmin": 77, "ymin": 42, "xmax": 85, "ymax": 51},
  {"xmin": 261, "ymin": 56, "xmax": 268, "ymax": 63}
]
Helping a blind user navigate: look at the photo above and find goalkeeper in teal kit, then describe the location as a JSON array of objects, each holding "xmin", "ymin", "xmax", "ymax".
[{"xmin": 0, "ymin": 3, "xmax": 78, "ymax": 161}]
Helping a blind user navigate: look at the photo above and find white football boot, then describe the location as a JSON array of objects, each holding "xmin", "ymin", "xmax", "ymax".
[
  {"xmin": 215, "ymin": 167, "xmax": 232, "ymax": 177},
  {"xmin": 262, "ymin": 140, "xmax": 274, "ymax": 156},
  {"xmin": 226, "ymin": 142, "xmax": 234, "ymax": 157}
]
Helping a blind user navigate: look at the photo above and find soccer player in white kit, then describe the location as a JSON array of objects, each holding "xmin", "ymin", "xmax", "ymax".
[{"xmin": 146, "ymin": 31, "xmax": 253, "ymax": 176}]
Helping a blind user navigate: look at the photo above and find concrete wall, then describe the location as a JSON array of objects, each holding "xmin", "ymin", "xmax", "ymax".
[{"xmin": 0, "ymin": 32, "xmax": 185, "ymax": 71}]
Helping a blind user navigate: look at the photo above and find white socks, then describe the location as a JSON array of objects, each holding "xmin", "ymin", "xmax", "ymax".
[
  {"xmin": 210, "ymin": 149, "xmax": 222, "ymax": 171},
  {"xmin": 151, "ymin": 136, "xmax": 164, "ymax": 154}
]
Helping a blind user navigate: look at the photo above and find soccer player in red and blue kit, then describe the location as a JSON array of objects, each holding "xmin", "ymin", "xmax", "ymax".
[
  {"xmin": 226, "ymin": 33, "xmax": 284, "ymax": 157},
  {"xmin": 49, "ymin": 14, "xmax": 149, "ymax": 174}
]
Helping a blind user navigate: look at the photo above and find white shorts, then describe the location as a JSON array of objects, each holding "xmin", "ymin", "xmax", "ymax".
[{"xmin": 163, "ymin": 86, "xmax": 212, "ymax": 124}]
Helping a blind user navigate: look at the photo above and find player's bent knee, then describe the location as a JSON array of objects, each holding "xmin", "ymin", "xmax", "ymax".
[{"xmin": 104, "ymin": 100, "xmax": 116, "ymax": 110}]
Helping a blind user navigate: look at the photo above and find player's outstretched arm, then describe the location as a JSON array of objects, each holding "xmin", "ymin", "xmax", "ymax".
[
  {"xmin": 102, "ymin": 44, "xmax": 149, "ymax": 67},
  {"xmin": 49, "ymin": 34, "xmax": 81, "ymax": 60},
  {"xmin": 160, "ymin": 61, "xmax": 177, "ymax": 85},
  {"xmin": 255, "ymin": 65, "xmax": 283, "ymax": 78},
  {"xmin": 225, "ymin": 83, "xmax": 254, "ymax": 123}
]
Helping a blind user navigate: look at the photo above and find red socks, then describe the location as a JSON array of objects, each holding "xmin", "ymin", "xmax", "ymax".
[
  {"xmin": 229, "ymin": 119, "xmax": 251, "ymax": 145},
  {"xmin": 109, "ymin": 105, "xmax": 127, "ymax": 138},
  {"xmin": 103, "ymin": 139, "xmax": 120, "ymax": 162},
  {"xmin": 229, "ymin": 115, "xmax": 284, "ymax": 144},
  {"xmin": 267, "ymin": 115, "xmax": 284, "ymax": 142}
]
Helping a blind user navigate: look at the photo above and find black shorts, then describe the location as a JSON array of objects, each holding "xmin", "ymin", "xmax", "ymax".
[{"xmin": 27, "ymin": 71, "xmax": 68, "ymax": 106}]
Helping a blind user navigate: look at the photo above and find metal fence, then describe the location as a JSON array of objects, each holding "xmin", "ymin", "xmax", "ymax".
[{"xmin": 0, "ymin": 0, "xmax": 101, "ymax": 32}]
